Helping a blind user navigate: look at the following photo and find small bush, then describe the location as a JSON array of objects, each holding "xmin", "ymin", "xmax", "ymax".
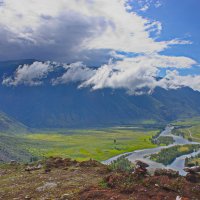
[
  {"xmin": 108, "ymin": 156, "xmax": 134, "ymax": 172},
  {"xmin": 99, "ymin": 180, "xmax": 108, "ymax": 188}
]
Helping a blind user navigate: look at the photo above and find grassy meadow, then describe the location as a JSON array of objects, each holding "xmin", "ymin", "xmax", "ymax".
[
  {"xmin": 16, "ymin": 128, "xmax": 158, "ymax": 161},
  {"xmin": 172, "ymin": 117, "xmax": 200, "ymax": 142}
]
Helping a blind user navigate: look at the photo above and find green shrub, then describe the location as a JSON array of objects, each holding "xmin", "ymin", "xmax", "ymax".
[{"xmin": 109, "ymin": 156, "xmax": 134, "ymax": 172}]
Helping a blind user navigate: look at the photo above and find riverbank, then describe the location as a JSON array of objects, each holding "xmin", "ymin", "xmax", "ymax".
[{"xmin": 103, "ymin": 125, "xmax": 200, "ymax": 175}]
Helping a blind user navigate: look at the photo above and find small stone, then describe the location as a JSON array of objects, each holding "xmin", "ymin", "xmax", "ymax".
[
  {"xmin": 135, "ymin": 160, "xmax": 149, "ymax": 168},
  {"xmin": 25, "ymin": 195, "xmax": 31, "ymax": 199},
  {"xmin": 45, "ymin": 168, "xmax": 51, "ymax": 173},
  {"xmin": 37, "ymin": 164, "xmax": 43, "ymax": 169},
  {"xmin": 10, "ymin": 160, "xmax": 17, "ymax": 165},
  {"xmin": 154, "ymin": 168, "xmax": 179, "ymax": 178},
  {"xmin": 36, "ymin": 182, "xmax": 57, "ymax": 192},
  {"xmin": 186, "ymin": 173, "xmax": 200, "ymax": 183},
  {"xmin": 60, "ymin": 194, "xmax": 70, "ymax": 200},
  {"xmin": 176, "ymin": 196, "xmax": 181, "ymax": 200},
  {"xmin": 155, "ymin": 184, "xmax": 159, "ymax": 187}
]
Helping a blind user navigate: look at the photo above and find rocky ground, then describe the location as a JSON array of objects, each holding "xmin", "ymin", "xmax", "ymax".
[{"xmin": 0, "ymin": 157, "xmax": 200, "ymax": 200}]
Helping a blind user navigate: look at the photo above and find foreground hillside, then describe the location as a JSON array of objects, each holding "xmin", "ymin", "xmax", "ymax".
[
  {"xmin": 0, "ymin": 157, "xmax": 200, "ymax": 200},
  {"xmin": 1, "ymin": 60, "xmax": 200, "ymax": 128}
]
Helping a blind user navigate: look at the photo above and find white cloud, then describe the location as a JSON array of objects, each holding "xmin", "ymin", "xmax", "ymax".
[
  {"xmin": 52, "ymin": 62, "xmax": 95, "ymax": 85},
  {"xmin": 2, "ymin": 61, "xmax": 55, "ymax": 86},
  {"xmin": 0, "ymin": 0, "xmax": 189, "ymax": 61},
  {"xmin": 2, "ymin": 54, "xmax": 199, "ymax": 95},
  {"xmin": 137, "ymin": 0, "xmax": 162, "ymax": 12},
  {"xmin": 80, "ymin": 54, "xmax": 197, "ymax": 94},
  {"xmin": 158, "ymin": 70, "xmax": 200, "ymax": 92},
  {"xmin": 140, "ymin": 4, "xmax": 149, "ymax": 12}
]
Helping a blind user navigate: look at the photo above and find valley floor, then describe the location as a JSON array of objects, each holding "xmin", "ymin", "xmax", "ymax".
[{"xmin": 0, "ymin": 127, "xmax": 158, "ymax": 162}]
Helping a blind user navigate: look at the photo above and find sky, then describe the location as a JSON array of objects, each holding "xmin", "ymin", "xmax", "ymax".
[{"xmin": 1, "ymin": 0, "xmax": 200, "ymax": 94}]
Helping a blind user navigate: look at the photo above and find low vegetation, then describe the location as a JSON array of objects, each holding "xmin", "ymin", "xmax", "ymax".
[
  {"xmin": 150, "ymin": 144, "xmax": 200, "ymax": 165},
  {"xmin": 152, "ymin": 136, "xmax": 174, "ymax": 146},
  {"xmin": 24, "ymin": 129, "xmax": 158, "ymax": 161},
  {"xmin": 0, "ymin": 128, "xmax": 158, "ymax": 162},
  {"xmin": 185, "ymin": 153, "xmax": 200, "ymax": 167},
  {"xmin": 172, "ymin": 117, "xmax": 200, "ymax": 142},
  {"xmin": 1, "ymin": 157, "xmax": 200, "ymax": 200},
  {"xmin": 108, "ymin": 156, "xmax": 134, "ymax": 172},
  {"xmin": 0, "ymin": 133, "xmax": 35, "ymax": 162},
  {"xmin": 172, "ymin": 117, "xmax": 200, "ymax": 127}
]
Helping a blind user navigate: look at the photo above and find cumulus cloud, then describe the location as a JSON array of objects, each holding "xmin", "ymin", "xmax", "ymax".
[
  {"xmin": 52, "ymin": 62, "xmax": 95, "ymax": 85},
  {"xmin": 0, "ymin": 0, "xmax": 189, "ymax": 62},
  {"xmin": 158, "ymin": 70, "xmax": 200, "ymax": 92},
  {"xmin": 3, "ymin": 54, "xmax": 199, "ymax": 95},
  {"xmin": 2, "ymin": 61, "xmax": 55, "ymax": 86},
  {"xmin": 137, "ymin": 0, "xmax": 162, "ymax": 12},
  {"xmin": 80, "ymin": 54, "xmax": 198, "ymax": 94},
  {"xmin": 0, "ymin": 0, "xmax": 108, "ymax": 62}
]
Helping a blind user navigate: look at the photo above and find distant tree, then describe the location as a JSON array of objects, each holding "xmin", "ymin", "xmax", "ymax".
[
  {"xmin": 30, "ymin": 156, "xmax": 39, "ymax": 162},
  {"xmin": 188, "ymin": 137, "xmax": 193, "ymax": 141}
]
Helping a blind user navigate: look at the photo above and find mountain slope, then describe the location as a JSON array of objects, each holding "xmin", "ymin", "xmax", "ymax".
[
  {"xmin": 0, "ymin": 60, "xmax": 200, "ymax": 128},
  {"xmin": 0, "ymin": 111, "xmax": 27, "ymax": 133},
  {"xmin": 0, "ymin": 111, "xmax": 28, "ymax": 162}
]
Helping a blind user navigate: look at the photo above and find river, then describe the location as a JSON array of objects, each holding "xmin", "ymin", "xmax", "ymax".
[{"xmin": 103, "ymin": 125, "xmax": 200, "ymax": 175}]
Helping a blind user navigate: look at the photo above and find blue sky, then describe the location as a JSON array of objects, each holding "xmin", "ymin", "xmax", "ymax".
[{"xmin": 131, "ymin": 0, "xmax": 200, "ymax": 76}]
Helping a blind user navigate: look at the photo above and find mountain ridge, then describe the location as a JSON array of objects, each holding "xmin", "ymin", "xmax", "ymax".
[{"xmin": 0, "ymin": 60, "xmax": 200, "ymax": 128}]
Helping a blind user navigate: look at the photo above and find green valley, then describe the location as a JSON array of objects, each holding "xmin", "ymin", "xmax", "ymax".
[{"xmin": 0, "ymin": 128, "xmax": 158, "ymax": 162}]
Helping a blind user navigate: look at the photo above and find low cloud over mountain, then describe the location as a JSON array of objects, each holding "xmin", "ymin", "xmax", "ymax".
[{"xmin": 2, "ymin": 58, "xmax": 200, "ymax": 95}]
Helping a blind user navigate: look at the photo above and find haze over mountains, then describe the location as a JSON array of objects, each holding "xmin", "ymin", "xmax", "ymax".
[{"xmin": 0, "ymin": 60, "xmax": 200, "ymax": 129}]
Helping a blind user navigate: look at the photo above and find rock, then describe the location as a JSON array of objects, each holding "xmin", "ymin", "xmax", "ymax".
[
  {"xmin": 135, "ymin": 160, "xmax": 149, "ymax": 169},
  {"xmin": 36, "ymin": 182, "xmax": 57, "ymax": 192},
  {"xmin": 184, "ymin": 166, "xmax": 200, "ymax": 183},
  {"xmin": 184, "ymin": 166, "xmax": 200, "ymax": 174},
  {"xmin": 45, "ymin": 168, "xmax": 51, "ymax": 173},
  {"xmin": 154, "ymin": 169, "xmax": 179, "ymax": 178},
  {"xmin": 25, "ymin": 195, "xmax": 31, "ymax": 199},
  {"xmin": 60, "ymin": 194, "xmax": 70, "ymax": 200},
  {"xmin": 79, "ymin": 159, "xmax": 102, "ymax": 167},
  {"xmin": 176, "ymin": 196, "xmax": 189, "ymax": 200},
  {"xmin": 185, "ymin": 173, "xmax": 200, "ymax": 183},
  {"xmin": 25, "ymin": 164, "xmax": 42, "ymax": 172},
  {"xmin": 134, "ymin": 167, "xmax": 147, "ymax": 174},
  {"xmin": 37, "ymin": 164, "xmax": 43, "ymax": 169},
  {"xmin": 10, "ymin": 160, "xmax": 17, "ymax": 165},
  {"xmin": 134, "ymin": 160, "xmax": 149, "ymax": 176},
  {"xmin": 45, "ymin": 157, "xmax": 77, "ymax": 169}
]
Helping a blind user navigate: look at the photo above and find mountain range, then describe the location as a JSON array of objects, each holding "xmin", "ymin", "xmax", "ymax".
[{"xmin": 0, "ymin": 59, "xmax": 200, "ymax": 129}]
